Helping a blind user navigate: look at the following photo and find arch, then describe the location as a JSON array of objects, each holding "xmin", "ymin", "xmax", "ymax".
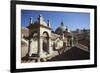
[
  {"xmin": 42, "ymin": 31, "xmax": 49, "ymax": 38},
  {"xmin": 31, "ymin": 30, "xmax": 38, "ymax": 37},
  {"xmin": 29, "ymin": 31, "xmax": 38, "ymax": 56},
  {"xmin": 42, "ymin": 31, "xmax": 49, "ymax": 54}
]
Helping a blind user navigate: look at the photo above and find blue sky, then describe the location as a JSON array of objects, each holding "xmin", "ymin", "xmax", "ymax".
[{"xmin": 21, "ymin": 10, "xmax": 90, "ymax": 31}]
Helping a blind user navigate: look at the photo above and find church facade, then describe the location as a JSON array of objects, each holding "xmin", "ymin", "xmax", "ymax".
[{"xmin": 21, "ymin": 15, "xmax": 75, "ymax": 62}]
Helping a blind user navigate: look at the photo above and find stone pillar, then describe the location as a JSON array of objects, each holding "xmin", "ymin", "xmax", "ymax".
[
  {"xmin": 71, "ymin": 37, "xmax": 74, "ymax": 47},
  {"xmin": 38, "ymin": 14, "xmax": 43, "ymax": 24},
  {"xmin": 29, "ymin": 39, "xmax": 32, "ymax": 56},
  {"xmin": 47, "ymin": 19, "xmax": 51, "ymax": 28},
  {"xmin": 39, "ymin": 37, "xmax": 44, "ymax": 58},
  {"xmin": 48, "ymin": 38, "xmax": 53, "ymax": 54},
  {"xmin": 62, "ymin": 33, "xmax": 64, "ymax": 40}
]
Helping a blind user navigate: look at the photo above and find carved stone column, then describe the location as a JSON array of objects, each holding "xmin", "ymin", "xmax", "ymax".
[
  {"xmin": 48, "ymin": 38, "xmax": 53, "ymax": 55},
  {"xmin": 39, "ymin": 36, "xmax": 44, "ymax": 58}
]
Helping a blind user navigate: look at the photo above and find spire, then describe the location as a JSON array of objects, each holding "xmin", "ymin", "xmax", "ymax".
[
  {"xmin": 38, "ymin": 14, "xmax": 43, "ymax": 24},
  {"xmin": 47, "ymin": 19, "xmax": 51, "ymax": 28},
  {"xmin": 29, "ymin": 17, "xmax": 33, "ymax": 25},
  {"xmin": 66, "ymin": 26, "xmax": 68, "ymax": 29},
  {"xmin": 61, "ymin": 21, "xmax": 64, "ymax": 26}
]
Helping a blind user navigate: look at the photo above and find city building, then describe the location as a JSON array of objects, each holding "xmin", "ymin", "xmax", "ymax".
[{"xmin": 21, "ymin": 15, "xmax": 78, "ymax": 62}]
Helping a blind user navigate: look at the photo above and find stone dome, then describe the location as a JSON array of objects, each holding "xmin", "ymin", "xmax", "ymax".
[
  {"xmin": 55, "ymin": 22, "xmax": 66, "ymax": 35},
  {"xmin": 41, "ymin": 21, "xmax": 47, "ymax": 26},
  {"xmin": 34, "ymin": 20, "xmax": 47, "ymax": 26}
]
